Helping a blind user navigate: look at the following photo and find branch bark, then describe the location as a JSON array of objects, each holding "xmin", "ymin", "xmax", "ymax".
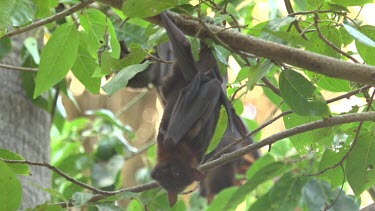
[
  {"xmin": 98, "ymin": 0, "xmax": 375, "ymax": 86},
  {"xmin": 200, "ymin": 112, "xmax": 375, "ymax": 171}
]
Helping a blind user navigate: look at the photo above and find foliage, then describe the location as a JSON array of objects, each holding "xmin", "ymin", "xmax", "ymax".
[{"xmin": 1, "ymin": 0, "xmax": 375, "ymax": 210}]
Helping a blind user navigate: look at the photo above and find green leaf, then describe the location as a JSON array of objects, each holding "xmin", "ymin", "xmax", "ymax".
[
  {"xmin": 356, "ymin": 25, "xmax": 375, "ymax": 65},
  {"xmin": 206, "ymin": 107, "xmax": 228, "ymax": 154},
  {"xmin": 246, "ymin": 154, "xmax": 275, "ymax": 179},
  {"xmin": 72, "ymin": 192, "xmax": 93, "ymax": 206},
  {"xmin": 224, "ymin": 162, "xmax": 292, "ymax": 210},
  {"xmin": 34, "ymin": 23, "xmax": 79, "ymax": 98},
  {"xmin": 302, "ymin": 179, "xmax": 360, "ymax": 211},
  {"xmin": 269, "ymin": 138, "xmax": 295, "ymax": 158},
  {"xmin": 0, "ymin": 0, "xmax": 36, "ymax": 29},
  {"xmin": 279, "ymin": 69, "xmax": 331, "ymax": 117},
  {"xmin": 247, "ymin": 59, "xmax": 276, "ymax": 89},
  {"xmin": 149, "ymin": 192, "xmax": 186, "ymax": 210},
  {"xmin": 0, "ymin": 37, "xmax": 11, "ymax": 59},
  {"xmin": 40, "ymin": 188, "xmax": 67, "ymax": 202},
  {"xmin": 92, "ymin": 155, "xmax": 124, "ymax": 188},
  {"xmin": 308, "ymin": 26, "xmax": 342, "ymax": 58},
  {"xmin": 0, "ymin": 161, "xmax": 22, "ymax": 211},
  {"xmin": 24, "ymin": 37, "xmax": 40, "ymax": 64},
  {"xmin": 101, "ymin": 43, "xmax": 147, "ymax": 75},
  {"xmin": 79, "ymin": 8, "xmax": 120, "ymax": 59},
  {"xmin": 207, "ymin": 187, "xmax": 238, "ymax": 211},
  {"xmin": 262, "ymin": 76, "xmax": 283, "ymax": 107},
  {"xmin": 0, "ymin": 148, "xmax": 29, "ymax": 175},
  {"xmin": 283, "ymin": 112, "xmax": 334, "ymax": 154},
  {"xmin": 33, "ymin": 0, "xmax": 54, "ymax": 18},
  {"xmin": 249, "ymin": 174, "xmax": 306, "ymax": 211},
  {"xmin": 115, "ymin": 22, "xmax": 148, "ymax": 48},
  {"xmin": 346, "ymin": 133, "xmax": 375, "ymax": 196},
  {"xmin": 343, "ymin": 21, "xmax": 375, "ymax": 48},
  {"xmin": 102, "ymin": 61, "xmax": 151, "ymax": 96},
  {"xmin": 319, "ymin": 148, "xmax": 348, "ymax": 188},
  {"xmin": 331, "ymin": 0, "xmax": 373, "ymax": 6},
  {"xmin": 306, "ymin": 72, "xmax": 351, "ymax": 92},
  {"xmin": 71, "ymin": 32, "xmax": 101, "ymax": 94},
  {"xmin": 327, "ymin": 3, "xmax": 350, "ymax": 12},
  {"xmin": 122, "ymin": 0, "xmax": 178, "ymax": 18}
]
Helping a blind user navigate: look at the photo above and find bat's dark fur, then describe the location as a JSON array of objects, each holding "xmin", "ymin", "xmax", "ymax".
[{"xmin": 151, "ymin": 12, "xmax": 236, "ymax": 206}]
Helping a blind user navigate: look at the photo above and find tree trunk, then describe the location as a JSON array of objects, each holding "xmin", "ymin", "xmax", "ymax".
[{"xmin": 0, "ymin": 34, "xmax": 51, "ymax": 209}]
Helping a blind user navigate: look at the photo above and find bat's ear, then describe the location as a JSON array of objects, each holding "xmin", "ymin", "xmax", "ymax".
[
  {"xmin": 168, "ymin": 191, "xmax": 178, "ymax": 207},
  {"xmin": 192, "ymin": 168, "xmax": 205, "ymax": 181}
]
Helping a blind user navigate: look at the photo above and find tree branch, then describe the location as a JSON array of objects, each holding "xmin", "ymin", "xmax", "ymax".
[
  {"xmin": 1, "ymin": 0, "xmax": 96, "ymax": 38},
  {"xmin": 0, "ymin": 63, "xmax": 38, "ymax": 73},
  {"xmin": 97, "ymin": 3, "xmax": 375, "ymax": 86},
  {"xmin": 199, "ymin": 111, "xmax": 375, "ymax": 171}
]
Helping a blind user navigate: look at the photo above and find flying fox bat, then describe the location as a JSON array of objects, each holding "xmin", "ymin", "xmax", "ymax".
[{"xmin": 150, "ymin": 12, "xmax": 238, "ymax": 206}]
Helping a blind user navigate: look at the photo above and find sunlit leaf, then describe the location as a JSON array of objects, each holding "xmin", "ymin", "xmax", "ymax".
[
  {"xmin": 0, "ymin": 161, "xmax": 22, "ymax": 211},
  {"xmin": 34, "ymin": 23, "xmax": 79, "ymax": 98},
  {"xmin": 346, "ymin": 133, "xmax": 375, "ymax": 196},
  {"xmin": 102, "ymin": 61, "xmax": 151, "ymax": 96}
]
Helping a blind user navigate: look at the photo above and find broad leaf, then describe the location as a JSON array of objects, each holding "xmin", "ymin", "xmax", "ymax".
[
  {"xmin": 206, "ymin": 107, "xmax": 228, "ymax": 154},
  {"xmin": 80, "ymin": 8, "xmax": 120, "ymax": 59},
  {"xmin": 122, "ymin": 0, "xmax": 178, "ymax": 18},
  {"xmin": 71, "ymin": 32, "xmax": 101, "ymax": 94},
  {"xmin": 249, "ymin": 174, "xmax": 306, "ymax": 211},
  {"xmin": 0, "ymin": 37, "xmax": 11, "ymax": 59},
  {"xmin": 24, "ymin": 37, "xmax": 40, "ymax": 64},
  {"xmin": 356, "ymin": 25, "xmax": 375, "ymax": 65},
  {"xmin": 319, "ymin": 148, "xmax": 348, "ymax": 188},
  {"xmin": 102, "ymin": 61, "xmax": 151, "ymax": 96},
  {"xmin": 331, "ymin": 0, "xmax": 373, "ymax": 6},
  {"xmin": 303, "ymin": 179, "xmax": 360, "ymax": 210},
  {"xmin": 343, "ymin": 21, "xmax": 375, "ymax": 48},
  {"xmin": 0, "ymin": 161, "xmax": 22, "ymax": 211},
  {"xmin": 283, "ymin": 111, "xmax": 334, "ymax": 154},
  {"xmin": 34, "ymin": 23, "xmax": 79, "ymax": 98},
  {"xmin": 0, "ymin": 148, "xmax": 29, "ymax": 175},
  {"xmin": 101, "ymin": 44, "xmax": 147, "ymax": 75},
  {"xmin": 224, "ymin": 162, "xmax": 292, "ymax": 210},
  {"xmin": 346, "ymin": 133, "xmax": 375, "ymax": 196},
  {"xmin": 306, "ymin": 72, "xmax": 351, "ymax": 92},
  {"xmin": 72, "ymin": 192, "xmax": 93, "ymax": 206},
  {"xmin": 0, "ymin": 0, "xmax": 35, "ymax": 29},
  {"xmin": 207, "ymin": 187, "xmax": 238, "ymax": 211},
  {"xmin": 308, "ymin": 26, "xmax": 342, "ymax": 58},
  {"xmin": 279, "ymin": 69, "xmax": 330, "ymax": 117}
]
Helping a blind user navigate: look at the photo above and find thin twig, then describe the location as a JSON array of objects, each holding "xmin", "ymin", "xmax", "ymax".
[
  {"xmin": 55, "ymin": 182, "xmax": 160, "ymax": 208},
  {"xmin": 2, "ymin": 0, "xmax": 96, "ymax": 38},
  {"xmin": 115, "ymin": 90, "xmax": 150, "ymax": 117},
  {"xmin": 200, "ymin": 111, "xmax": 375, "ymax": 171},
  {"xmin": 284, "ymin": 0, "xmax": 308, "ymax": 40},
  {"xmin": 288, "ymin": 10, "xmax": 346, "ymax": 17},
  {"xmin": 0, "ymin": 158, "xmax": 112, "ymax": 195},
  {"xmin": 124, "ymin": 140, "xmax": 156, "ymax": 160},
  {"xmin": 313, "ymin": 13, "xmax": 360, "ymax": 63},
  {"xmin": 0, "ymin": 63, "xmax": 38, "ymax": 73},
  {"xmin": 261, "ymin": 77, "xmax": 281, "ymax": 96},
  {"xmin": 208, "ymin": 85, "xmax": 370, "ymax": 162}
]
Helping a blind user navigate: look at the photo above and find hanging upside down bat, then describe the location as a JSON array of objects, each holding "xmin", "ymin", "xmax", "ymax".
[{"xmin": 151, "ymin": 12, "xmax": 239, "ymax": 206}]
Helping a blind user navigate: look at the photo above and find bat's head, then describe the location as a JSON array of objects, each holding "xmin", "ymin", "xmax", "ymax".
[{"xmin": 151, "ymin": 160, "xmax": 205, "ymax": 206}]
